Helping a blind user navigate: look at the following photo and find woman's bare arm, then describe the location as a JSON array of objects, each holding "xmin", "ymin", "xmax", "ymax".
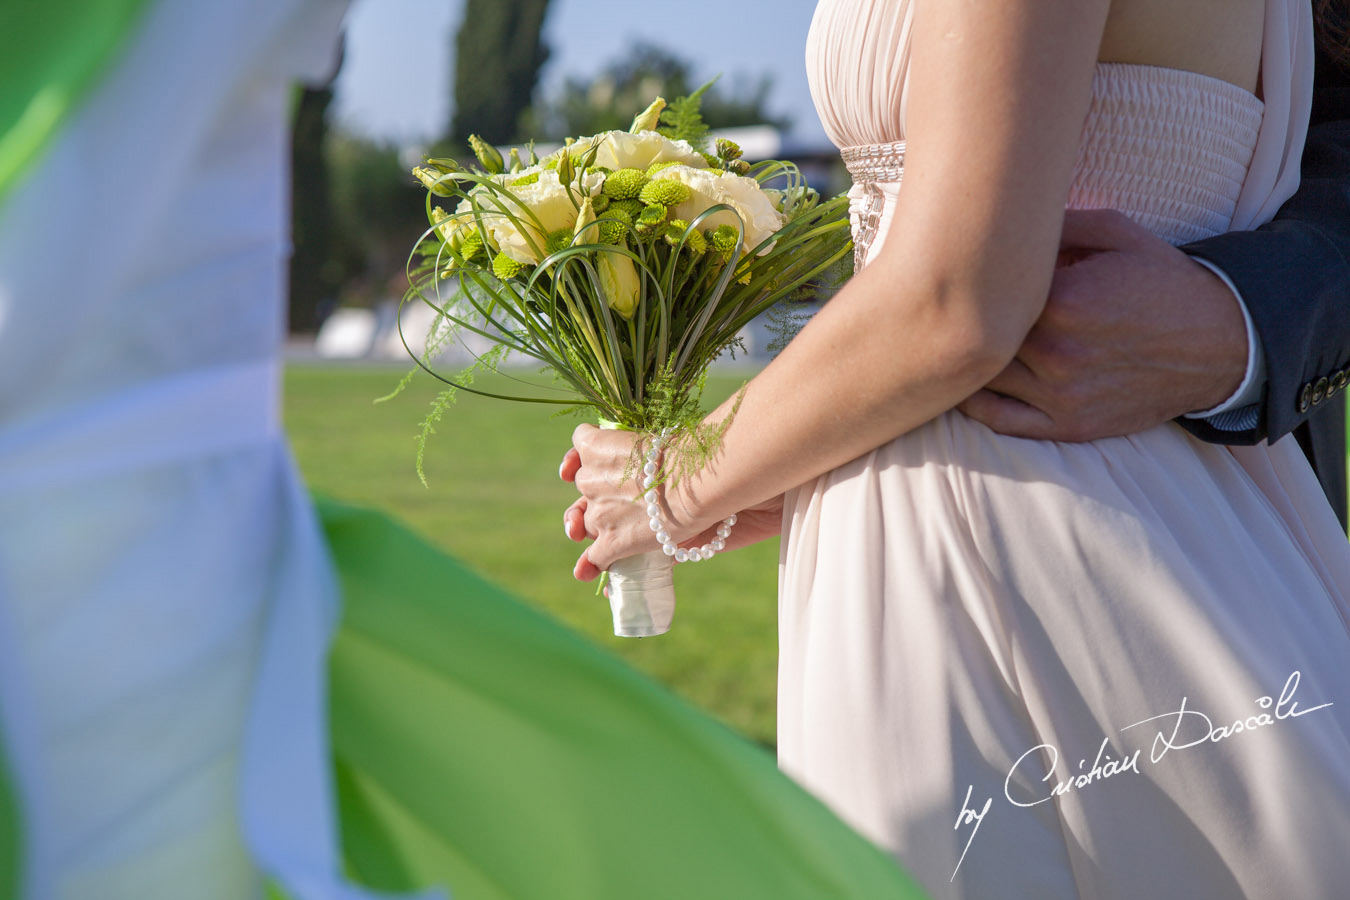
[{"xmin": 564, "ymin": 0, "xmax": 1112, "ymax": 577}]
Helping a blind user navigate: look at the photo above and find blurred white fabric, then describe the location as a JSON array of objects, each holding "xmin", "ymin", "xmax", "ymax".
[{"xmin": 0, "ymin": 1, "xmax": 435, "ymax": 899}]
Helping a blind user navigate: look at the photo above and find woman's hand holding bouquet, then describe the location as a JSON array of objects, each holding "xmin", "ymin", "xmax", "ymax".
[
  {"xmin": 559, "ymin": 424, "xmax": 786, "ymax": 582},
  {"xmin": 398, "ymin": 84, "xmax": 850, "ymax": 636}
]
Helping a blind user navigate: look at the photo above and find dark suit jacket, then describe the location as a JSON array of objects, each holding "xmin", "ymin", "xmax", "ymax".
[{"xmin": 1182, "ymin": 46, "xmax": 1350, "ymax": 530}]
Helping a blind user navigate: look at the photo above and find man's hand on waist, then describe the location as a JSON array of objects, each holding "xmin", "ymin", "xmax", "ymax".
[{"xmin": 958, "ymin": 209, "xmax": 1250, "ymax": 441}]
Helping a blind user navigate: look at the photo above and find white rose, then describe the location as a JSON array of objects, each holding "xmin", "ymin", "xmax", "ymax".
[
  {"xmin": 650, "ymin": 166, "xmax": 785, "ymax": 254},
  {"xmin": 568, "ymin": 130, "xmax": 708, "ymax": 172},
  {"xmin": 478, "ymin": 169, "xmax": 604, "ymax": 265}
]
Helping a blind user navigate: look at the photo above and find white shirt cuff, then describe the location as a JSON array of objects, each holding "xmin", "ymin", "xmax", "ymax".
[{"xmin": 1182, "ymin": 256, "xmax": 1265, "ymax": 420}]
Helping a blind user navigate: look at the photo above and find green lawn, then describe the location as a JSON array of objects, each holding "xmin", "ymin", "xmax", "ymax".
[
  {"xmin": 286, "ymin": 366, "xmax": 1350, "ymax": 748},
  {"xmin": 285, "ymin": 366, "xmax": 781, "ymax": 746}
]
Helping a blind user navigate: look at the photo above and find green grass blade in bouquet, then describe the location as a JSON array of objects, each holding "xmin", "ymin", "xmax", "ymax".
[{"xmin": 394, "ymin": 83, "xmax": 852, "ymax": 637}]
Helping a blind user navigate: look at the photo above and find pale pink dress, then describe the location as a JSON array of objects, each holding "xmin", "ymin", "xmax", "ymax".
[{"xmin": 780, "ymin": 1, "xmax": 1350, "ymax": 898}]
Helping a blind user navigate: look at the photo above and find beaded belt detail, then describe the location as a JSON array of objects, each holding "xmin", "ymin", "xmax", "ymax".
[{"xmin": 840, "ymin": 141, "xmax": 905, "ymax": 272}]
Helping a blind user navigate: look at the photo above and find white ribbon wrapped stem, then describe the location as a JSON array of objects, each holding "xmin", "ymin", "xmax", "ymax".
[
  {"xmin": 606, "ymin": 549, "xmax": 678, "ymax": 637},
  {"xmin": 598, "ymin": 419, "xmax": 678, "ymax": 637}
]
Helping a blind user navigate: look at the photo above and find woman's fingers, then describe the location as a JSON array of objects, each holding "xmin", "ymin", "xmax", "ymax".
[
  {"xmin": 574, "ymin": 548, "xmax": 603, "ymax": 582},
  {"xmin": 563, "ymin": 498, "xmax": 593, "ymax": 542},
  {"xmin": 562, "ymin": 424, "xmax": 654, "ymax": 579},
  {"xmin": 559, "ymin": 447, "xmax": 582, "ymax": 483}
]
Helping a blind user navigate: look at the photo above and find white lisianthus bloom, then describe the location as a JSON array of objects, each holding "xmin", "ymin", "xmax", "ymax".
[
  {"xmin": 649, "ymin": 166, "xmax": 785, "ymax": 254},
  {"xmin": 479, "ymin": 169, "xmax": 605, "ymax": 265},
  {"xmin": 567, "ymin": 130, "xmax": 708, "ymax": 173},
  {"xmin": 500, "ymin": 164, "xmax": 545, "ymax": 184},
  {"xmin": 437, "ymin": 167, "xmax": 544, "ymax": 252}
]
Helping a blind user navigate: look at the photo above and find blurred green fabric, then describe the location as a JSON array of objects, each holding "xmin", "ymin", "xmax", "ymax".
[
  {"xmin": 0, "ymin": 0, "xmax": 150, "ymax": 204},
  {"xmin": 0, "ymin": 737, "xmax": 17, "ymax": 900},
  {"xmin": 320, "ymin": 496, "xmax": 933, "ymax": 900}
]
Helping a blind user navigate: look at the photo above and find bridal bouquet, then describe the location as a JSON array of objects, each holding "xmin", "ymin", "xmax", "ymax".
[{"xmin": 397, "ymin": 85, "xmax": 851, "ymax": 636}]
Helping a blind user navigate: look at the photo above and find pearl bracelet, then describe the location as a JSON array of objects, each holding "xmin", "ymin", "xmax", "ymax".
[{"xmin": 643, "ymin": 431, "xmax": 736, "ymax": 563}]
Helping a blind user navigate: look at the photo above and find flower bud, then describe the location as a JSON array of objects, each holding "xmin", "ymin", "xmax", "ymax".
[
  {"xmin": 630, "ymin": 96, "xmax": 666, "ymax": 133},
  {"xmin": 572, "ymin": 196, "xmax": 598, "ymax": 243},
  {"xmin": 715, "ymin": 138, "xmax": 743, "ymax": 160},
  {"xmin": 508, "ymin": 147, "xmax": 523, "ymax": 172},
  {"xmin": 469, "ymin": 134, "xmax": 505, "ymax": 173},
  {"xmin": 413, "ymin": 166, "xmax": 455, "ymax": 196},
  {"xmin": 424, "ymin": 157, "xmax": 462, "ymax": 173},
  {"xmin": 429, "ymin": 205, "xmax": 453, "ymax": 241},
  {"xmin": 579, "ymin": 142, "xmax": 600, "ymax": 171},
  {"xmin": 598, "ymin": 251, "xmax": 641, "ymax": 319},
  {"xmin": 556, "ymin": 151, "xmax": 576, "ymax": 185}
]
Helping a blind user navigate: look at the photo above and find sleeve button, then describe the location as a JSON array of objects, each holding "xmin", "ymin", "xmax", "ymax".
[
  {"xmin": 1298, "ymin": 382, "xmax": 1313, "ymax": 413},
  {"xmin": 1312, "ymin": 377, "xmax": 1329, "ymax": 405}
]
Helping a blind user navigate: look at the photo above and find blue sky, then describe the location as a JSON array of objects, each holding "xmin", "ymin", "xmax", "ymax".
[{"xmin": 333, "ymin": 0, "xmax": 829, "ymax": 147}]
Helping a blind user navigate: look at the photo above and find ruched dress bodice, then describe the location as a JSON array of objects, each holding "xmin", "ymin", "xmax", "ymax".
[
  {"xmin": 806, "ymin": 0, "xmax": 1309, "ymax": 252},
  {"xmin": 778, "ymin": 3, "xmax": 1350, "ymax": 899},
  {"xmin": 836, "ymin": 65, "xmax": 1264, "ymax": 274}
]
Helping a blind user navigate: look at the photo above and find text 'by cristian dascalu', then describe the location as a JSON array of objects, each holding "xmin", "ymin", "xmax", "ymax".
[{"xmin": 950, "ymin": 670, "xmax": 1334, "ymax": 881}]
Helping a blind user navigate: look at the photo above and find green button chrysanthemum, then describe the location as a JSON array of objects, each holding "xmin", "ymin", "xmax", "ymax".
[
  {"xmin": 509, "ymin": 172, "xmax": 540, "ymax": 187},
  {"xmin": 598, "ymin": 209, "xmax": 633, "ymax": 244},
  {"xmin": 608, "ymin": 198, "xmax": 644, "ymax": 219},
  {"xmin": 708, "ymin": 224, "xmax": 740, "ymax": 259},
  {"xmin": 662, "ymin": 219, "xmax": 707, "ymax": 253},
  {"xmin": 545, "ymin": 227, "xmax": 575, "ymax": 256},
  {"xmin": 638, "ymin": 179, "xmax": 691, "ymax": 207},
  {"xmin": 646, "ymin": 160, "xmax": 681, "ymax": 177},
  {"xmin": 591, "ymin": 195, "xmax": 612, "ymax": 214},
  {"xmin": 492, "ymin": 253, "xmax": 525, "ymax": 279},
  {"xmin": 635, "ymin": 204, "xmax": 667, "ymax": 233},
  {"xmin": 602, "ymin": 168, "xmax": 649, "ymax": 200},
  {"xmin": 459, "ymin": 232, "xmax": 485, "ymax": 260}
]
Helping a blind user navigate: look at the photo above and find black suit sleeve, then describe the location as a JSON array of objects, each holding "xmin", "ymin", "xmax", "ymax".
[{"xmin": 1178, "ymin": 51, "xmax": 1350, "ymax": 527}]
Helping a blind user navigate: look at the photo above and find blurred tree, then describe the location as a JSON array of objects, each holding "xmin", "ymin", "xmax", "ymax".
[
  {"xmin": 449, "ymin": 0, "xmax": 553, "ymax": 145},
  {"xmin": 520, "ymin": 43, "xmax": 789, "ymax": 141},
  {"xmin": 326, "ymin": 134, "xmax": 426, "ymax": 308},
  {"xmin": 289, "ymin": 45, "xmax": 342, "ymax": 334}
]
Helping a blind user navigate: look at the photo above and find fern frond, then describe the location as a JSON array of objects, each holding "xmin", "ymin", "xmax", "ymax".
[{"xmin": 658, "ymin": 78, "xmax": 717, "ymax": 152}]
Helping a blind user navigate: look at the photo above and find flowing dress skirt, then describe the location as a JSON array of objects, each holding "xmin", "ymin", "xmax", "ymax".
[{"xmin": 778, "ymin": 412, "xmax": 1350, "ymax": 899}]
